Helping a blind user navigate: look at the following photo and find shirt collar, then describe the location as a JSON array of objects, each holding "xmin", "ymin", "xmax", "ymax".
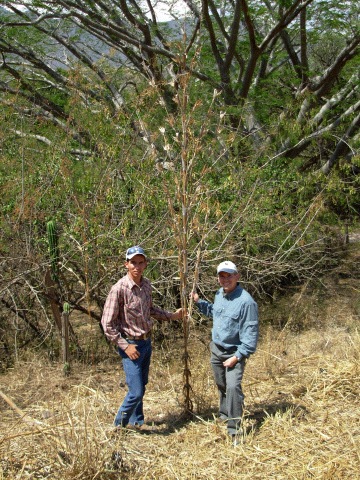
[
  {"xmin": 222, "ymin": 283, "xmax": 242, "ymax": 299},
  {"xmin": 126, "ymin": 273, "xmax": 143, "ymax": 289}
]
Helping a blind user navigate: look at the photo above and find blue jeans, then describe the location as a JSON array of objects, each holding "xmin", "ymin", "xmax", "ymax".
[
  {"xmin": 114, "ymin": 338, "xmax": 152, "ymax": 427},
  {"xmin": 210, "ymin": 341, "xmax": 246, "ymax": 435}
]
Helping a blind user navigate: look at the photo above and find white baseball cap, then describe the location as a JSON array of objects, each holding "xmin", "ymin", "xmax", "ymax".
[{"xmin": 217, "ymin": 261, "xmax": 238, "ymax": 274}]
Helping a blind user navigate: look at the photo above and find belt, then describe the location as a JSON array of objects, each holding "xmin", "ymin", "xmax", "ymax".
[{"xmin": 125, "ymin": 333, "xmax": 151, "ymax": 341}]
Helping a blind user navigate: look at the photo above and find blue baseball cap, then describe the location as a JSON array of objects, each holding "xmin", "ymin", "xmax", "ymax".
[{"xmin": 126, "ymin": 245, "xmax": 147, "ymax": 260}]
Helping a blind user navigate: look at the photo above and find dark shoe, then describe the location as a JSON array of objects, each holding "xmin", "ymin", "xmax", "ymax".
[{"xmin": 231, "ymin": 430, "xmax": 244, "ymax": 446}]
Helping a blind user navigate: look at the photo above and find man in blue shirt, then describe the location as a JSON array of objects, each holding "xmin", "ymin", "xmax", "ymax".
[{"xmin": 191, "ymin": 260, "xmax": 259, "ymax": 444}]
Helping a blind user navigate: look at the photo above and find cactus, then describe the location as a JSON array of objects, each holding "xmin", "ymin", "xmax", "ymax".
[
  {"xmin": 63, "ymin": 302, "xmax": 70, "ymax": 314},
  {"xmin": 46, "ymin": 220, "xmax": 60, "ymax": 282}
]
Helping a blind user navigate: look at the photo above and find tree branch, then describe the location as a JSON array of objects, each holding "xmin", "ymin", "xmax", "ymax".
[{"xmin": 321, "ymin": 111, "xmax": 360, "ymax": 174}]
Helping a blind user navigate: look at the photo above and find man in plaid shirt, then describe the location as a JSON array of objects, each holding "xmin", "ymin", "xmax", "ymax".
[{"xmin": 101, "ymin": 245, "xmax": 183, "ymax": 429}]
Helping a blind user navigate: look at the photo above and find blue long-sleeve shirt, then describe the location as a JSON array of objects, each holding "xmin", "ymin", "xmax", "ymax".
[{"xmin": 195, "ymin": 284, "xmax": 259, "ymax": 360}]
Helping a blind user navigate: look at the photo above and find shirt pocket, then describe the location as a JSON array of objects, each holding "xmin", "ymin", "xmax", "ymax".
[
  {"xmin": 214, "ymin": 307, "xmax": 239, "ymax": 333},
  {"xmin": 124, "ymin": 300, "xmax": 141, "ymax": 320}
]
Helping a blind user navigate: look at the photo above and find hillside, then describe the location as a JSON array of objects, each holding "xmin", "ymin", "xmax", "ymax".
[{"xmin": 0, "ymin": 237, "xmax": 359, "ymax": 479}]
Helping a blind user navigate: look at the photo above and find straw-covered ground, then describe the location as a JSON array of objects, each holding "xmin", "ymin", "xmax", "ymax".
[{"xmin": 1, "ymin": 248, "xmax": 359, "ymax": 479}]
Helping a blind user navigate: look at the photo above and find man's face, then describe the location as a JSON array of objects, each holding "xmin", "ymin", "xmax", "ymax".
[
  {"xmin": 125, "ymin": 254, "xmax": 147, "ymax": 283},
  {"xmin": 218, "ymin": 271, "xmax": 239, "ymax": 293}
]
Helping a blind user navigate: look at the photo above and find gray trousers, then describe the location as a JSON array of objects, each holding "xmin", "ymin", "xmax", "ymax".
[{"xmin": 210, "ymin": 341, "xmax": 246, "ymax": 435}]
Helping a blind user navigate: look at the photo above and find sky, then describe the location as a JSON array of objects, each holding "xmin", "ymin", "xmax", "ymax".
[
  {"xmin": 143, "ymin": 0, "xmax": 190, "ymax": 21},
  {"xmin": 3, "ymin": 1, "xmax": 191, "ymax": 22}
]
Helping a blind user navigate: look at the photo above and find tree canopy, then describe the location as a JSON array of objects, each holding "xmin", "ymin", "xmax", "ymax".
[{"xmin": 1, "ymin": 0, "xmax": 359, "ymax": 169}]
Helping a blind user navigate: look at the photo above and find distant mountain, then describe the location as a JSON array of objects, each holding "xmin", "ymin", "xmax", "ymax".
[{"xmin": 0, "ymin": 8, "xmax": 194, "ymax": 71}]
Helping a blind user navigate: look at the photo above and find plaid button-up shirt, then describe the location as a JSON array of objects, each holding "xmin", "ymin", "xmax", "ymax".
[{"xmin": 101, "ymin": 273, "xmax": 172, "ymax": 350}]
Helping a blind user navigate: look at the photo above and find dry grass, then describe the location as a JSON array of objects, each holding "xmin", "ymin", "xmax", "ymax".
[
  {"xmin": 1, "ymin": 320, "xmax": 359, "ymax": 480},
  {"xmin": 2, "ymin": 248, "xmax": 360, "ymax": 479}
]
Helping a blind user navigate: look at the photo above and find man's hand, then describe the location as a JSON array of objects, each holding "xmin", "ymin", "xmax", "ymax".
[
  {"xmin": 190, "ymin": 291, "xmax": 199, "ymax": 303},
  {"xmin": 125, "ymin": 344, "xmax": 140, "ymax": 360},
  {"xmin": 171, "ymin": 308, "xmax": 183, "ymax": 320},
  {"xmin": 223, "ymin": 356, "xmax": 239, "ymax": 368}
]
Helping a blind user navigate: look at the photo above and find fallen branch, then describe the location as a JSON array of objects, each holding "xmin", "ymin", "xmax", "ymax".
[{"xmin": 0, "ymin": 389, "xmax": 44, "ymax": 426}]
